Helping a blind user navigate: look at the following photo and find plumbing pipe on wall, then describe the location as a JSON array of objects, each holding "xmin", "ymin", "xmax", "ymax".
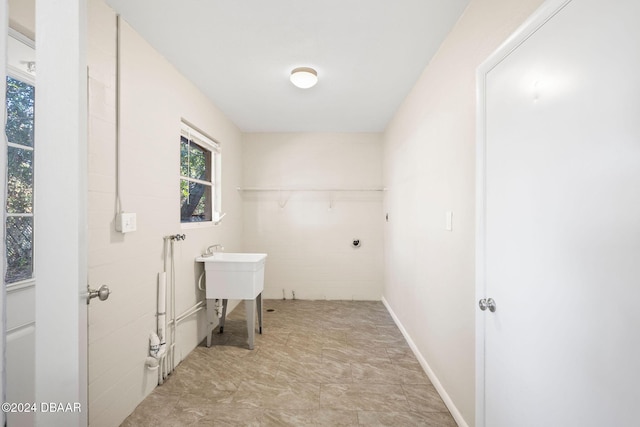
[
  {"xmin": 158, "ymin": 233, "xmax": 208, "ymax": 384},
  {"xmin": 155, "ymin": 272, "xmax": 167, "ymax": 382},
  {"xmin": 175, "ymin": 301, "xmax": 206, "ymax": 324},
  {"xmin": 158, "ymin": 235, "xmax": 184, "ymax": 383},
  {"xmin": 157, "ymin": 272, "xmax": 166, "ymax": 346}
]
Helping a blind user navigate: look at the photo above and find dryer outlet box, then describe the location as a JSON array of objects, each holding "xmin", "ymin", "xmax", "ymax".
[{"xmin": 116, "ymin": 212, "xmax": 137, "ymax": 233}]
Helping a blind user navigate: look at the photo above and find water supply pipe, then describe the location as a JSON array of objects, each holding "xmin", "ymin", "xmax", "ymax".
[{"xmin": 158, "ymin": 233, "xmax": 186, "ymax": 383}]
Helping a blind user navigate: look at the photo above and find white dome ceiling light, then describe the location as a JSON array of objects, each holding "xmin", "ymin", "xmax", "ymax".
[{"xmin": 290, "ymin": 67, "xmax": 318, "ymax": 89}]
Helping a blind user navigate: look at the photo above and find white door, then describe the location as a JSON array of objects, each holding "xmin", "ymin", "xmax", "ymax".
[{"xmin": 477, "ymin": 0, "xmax": 640, "ymax": 426}]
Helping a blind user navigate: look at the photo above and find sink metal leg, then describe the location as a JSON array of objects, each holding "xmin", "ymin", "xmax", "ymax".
[
  {"xmin": 257, "ymin": 293, "xmax": 263, "ymax": 334},
  {"xmin": 205, "ymin": 299, "xmax": 215, "ymax": 348},
  {"xmin": 219, "ymin": 299, "xmax": 228, "ymax": 333},
  {"xmin": 245, "ymin": 299, "xmax": 256, "ymax": 350}
]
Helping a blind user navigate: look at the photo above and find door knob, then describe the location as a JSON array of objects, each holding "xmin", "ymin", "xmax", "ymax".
[
  {"xmin": 87, "ymin": 285, "xmax": 111, "ymax": 304},
  {"xmin": 479, "ymin": 298, "xmax": 496, "ymax": 312}
]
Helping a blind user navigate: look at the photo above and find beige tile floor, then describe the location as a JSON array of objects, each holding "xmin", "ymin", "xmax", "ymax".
[{"xmin": 121, "ymin": 300, "xmax": 457, "ymax": 426}]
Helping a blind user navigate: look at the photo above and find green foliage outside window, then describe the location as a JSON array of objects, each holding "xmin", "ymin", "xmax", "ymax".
[
  {"xmin": 5, "ymin": 76, "xmax": 35, "ymax": 284},
  {"xmin": 180, "ymin": 136, "xmax": 212, "ymax": 222},
  {"xmin": 6, "ymin": 77, "xmax": 34, "ymax": 148}
]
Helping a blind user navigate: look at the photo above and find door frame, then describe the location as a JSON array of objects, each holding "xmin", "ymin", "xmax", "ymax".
[
  {"xmin": 5, "ymin": 28, "xmax": 37, "ymax": 427},
  {"xmin": 474, "ymin": 0, "xmax": 572, "ymax": 425},
  {"xmin": 34, "ymin": 0, "xmax": 88, "ymax": 426}
]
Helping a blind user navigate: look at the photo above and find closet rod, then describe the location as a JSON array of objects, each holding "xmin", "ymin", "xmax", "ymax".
[{"xmin": 236, "ymin": 187, "xmax": 385, "ymax": 192}]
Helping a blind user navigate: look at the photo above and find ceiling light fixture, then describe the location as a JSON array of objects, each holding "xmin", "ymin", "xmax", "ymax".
[{"xmin": 290, "ymin": 67, "xmax": 318, "ymax": 89}]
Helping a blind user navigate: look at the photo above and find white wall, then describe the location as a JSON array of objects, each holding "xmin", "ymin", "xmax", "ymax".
[
  {"xmin": 7, "ymin": 0, "xmax": 34, "ymax": 40},
  {"xmin": 242, "ymin": 133, "xmax": 383, "ymax": 300},
  {"xmin": 382, "ymin": 0, "xmax": 543, "ymax": 425},
  {"xmin": 87, "ymin": 1, "xmax": 243, "ymax": 425}
]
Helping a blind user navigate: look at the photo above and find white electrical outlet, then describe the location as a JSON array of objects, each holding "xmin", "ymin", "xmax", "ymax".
[
  {"xmin": 116, "ymin": 212, "xmax": 137, "ymax": 233},
  {"xmin": 446, "ymin": 211, "xmax": 453, "ymax": 231}
]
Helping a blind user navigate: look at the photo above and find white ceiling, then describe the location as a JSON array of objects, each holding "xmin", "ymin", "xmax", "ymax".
[{"xmin": 104, "ymin": 0, "xmax": 471, "ymax": 133}]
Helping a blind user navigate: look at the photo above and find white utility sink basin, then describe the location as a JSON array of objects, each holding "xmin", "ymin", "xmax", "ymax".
[{"xmin": 195, "ymin": 253, "xmax": 267, "ymax": 300}]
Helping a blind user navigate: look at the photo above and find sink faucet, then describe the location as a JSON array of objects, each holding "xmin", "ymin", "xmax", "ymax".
[{"xmin": 206, "ymin": 244, "xmax": 224, "ymax": 255}]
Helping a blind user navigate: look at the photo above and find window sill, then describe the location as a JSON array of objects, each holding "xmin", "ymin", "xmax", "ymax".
[
  {"xmin": 7, "ymin": 279, "xmax": 36, "ymax": 292},
  {"xmin": 181, "ymin": 213, "xmax": 226, "ymax": 229},
  {"xmin": 181, "ymin": 221, "xmax": 214, "ymax": 230}
]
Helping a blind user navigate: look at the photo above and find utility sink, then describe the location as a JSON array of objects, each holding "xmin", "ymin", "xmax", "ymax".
[
  {"xmin": 195, "ymin": 253, "xmax": 267, "ymax": 300},
  {"xmin": 196, "ymin": 252, "xmax": 267, "ymax": 350}
]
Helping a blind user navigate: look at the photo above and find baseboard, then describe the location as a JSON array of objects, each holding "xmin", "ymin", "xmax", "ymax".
[{"xmin": 381, "ymin": 297, "xmax": 469, "ymax": 427}]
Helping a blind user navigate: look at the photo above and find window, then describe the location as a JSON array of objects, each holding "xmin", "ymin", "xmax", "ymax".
[
  {"xmin": 5, "ymin": 75, "xmax": 35, "ymax": 284},
  {"xmin": 179, "ymin": 123, "xmax": 221, "ymax": 223}
]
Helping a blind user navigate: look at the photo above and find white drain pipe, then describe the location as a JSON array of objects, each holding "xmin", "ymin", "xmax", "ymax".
[{"xmin": 156, "ymin": 271, "xmax": 168, "ymax": 384}]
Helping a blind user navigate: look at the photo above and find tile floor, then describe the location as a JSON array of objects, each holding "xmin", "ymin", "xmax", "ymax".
[{"xmin": 121, "ymin": 300, "xmax": 457, "ymax": 426}]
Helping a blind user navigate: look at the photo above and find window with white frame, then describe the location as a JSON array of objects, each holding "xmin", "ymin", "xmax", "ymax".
[
  {"xmin": 5, "ymin": 74, "xmax": 35, "ymax": 284},
  {"xmin": 179, "ymin": 122, "xmax": 221, "ymax": 224}
]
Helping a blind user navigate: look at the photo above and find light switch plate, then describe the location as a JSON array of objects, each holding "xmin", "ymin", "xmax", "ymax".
[{"xmin": 446, "ymin": 211, "xmax": 453, "ymax": 231}]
